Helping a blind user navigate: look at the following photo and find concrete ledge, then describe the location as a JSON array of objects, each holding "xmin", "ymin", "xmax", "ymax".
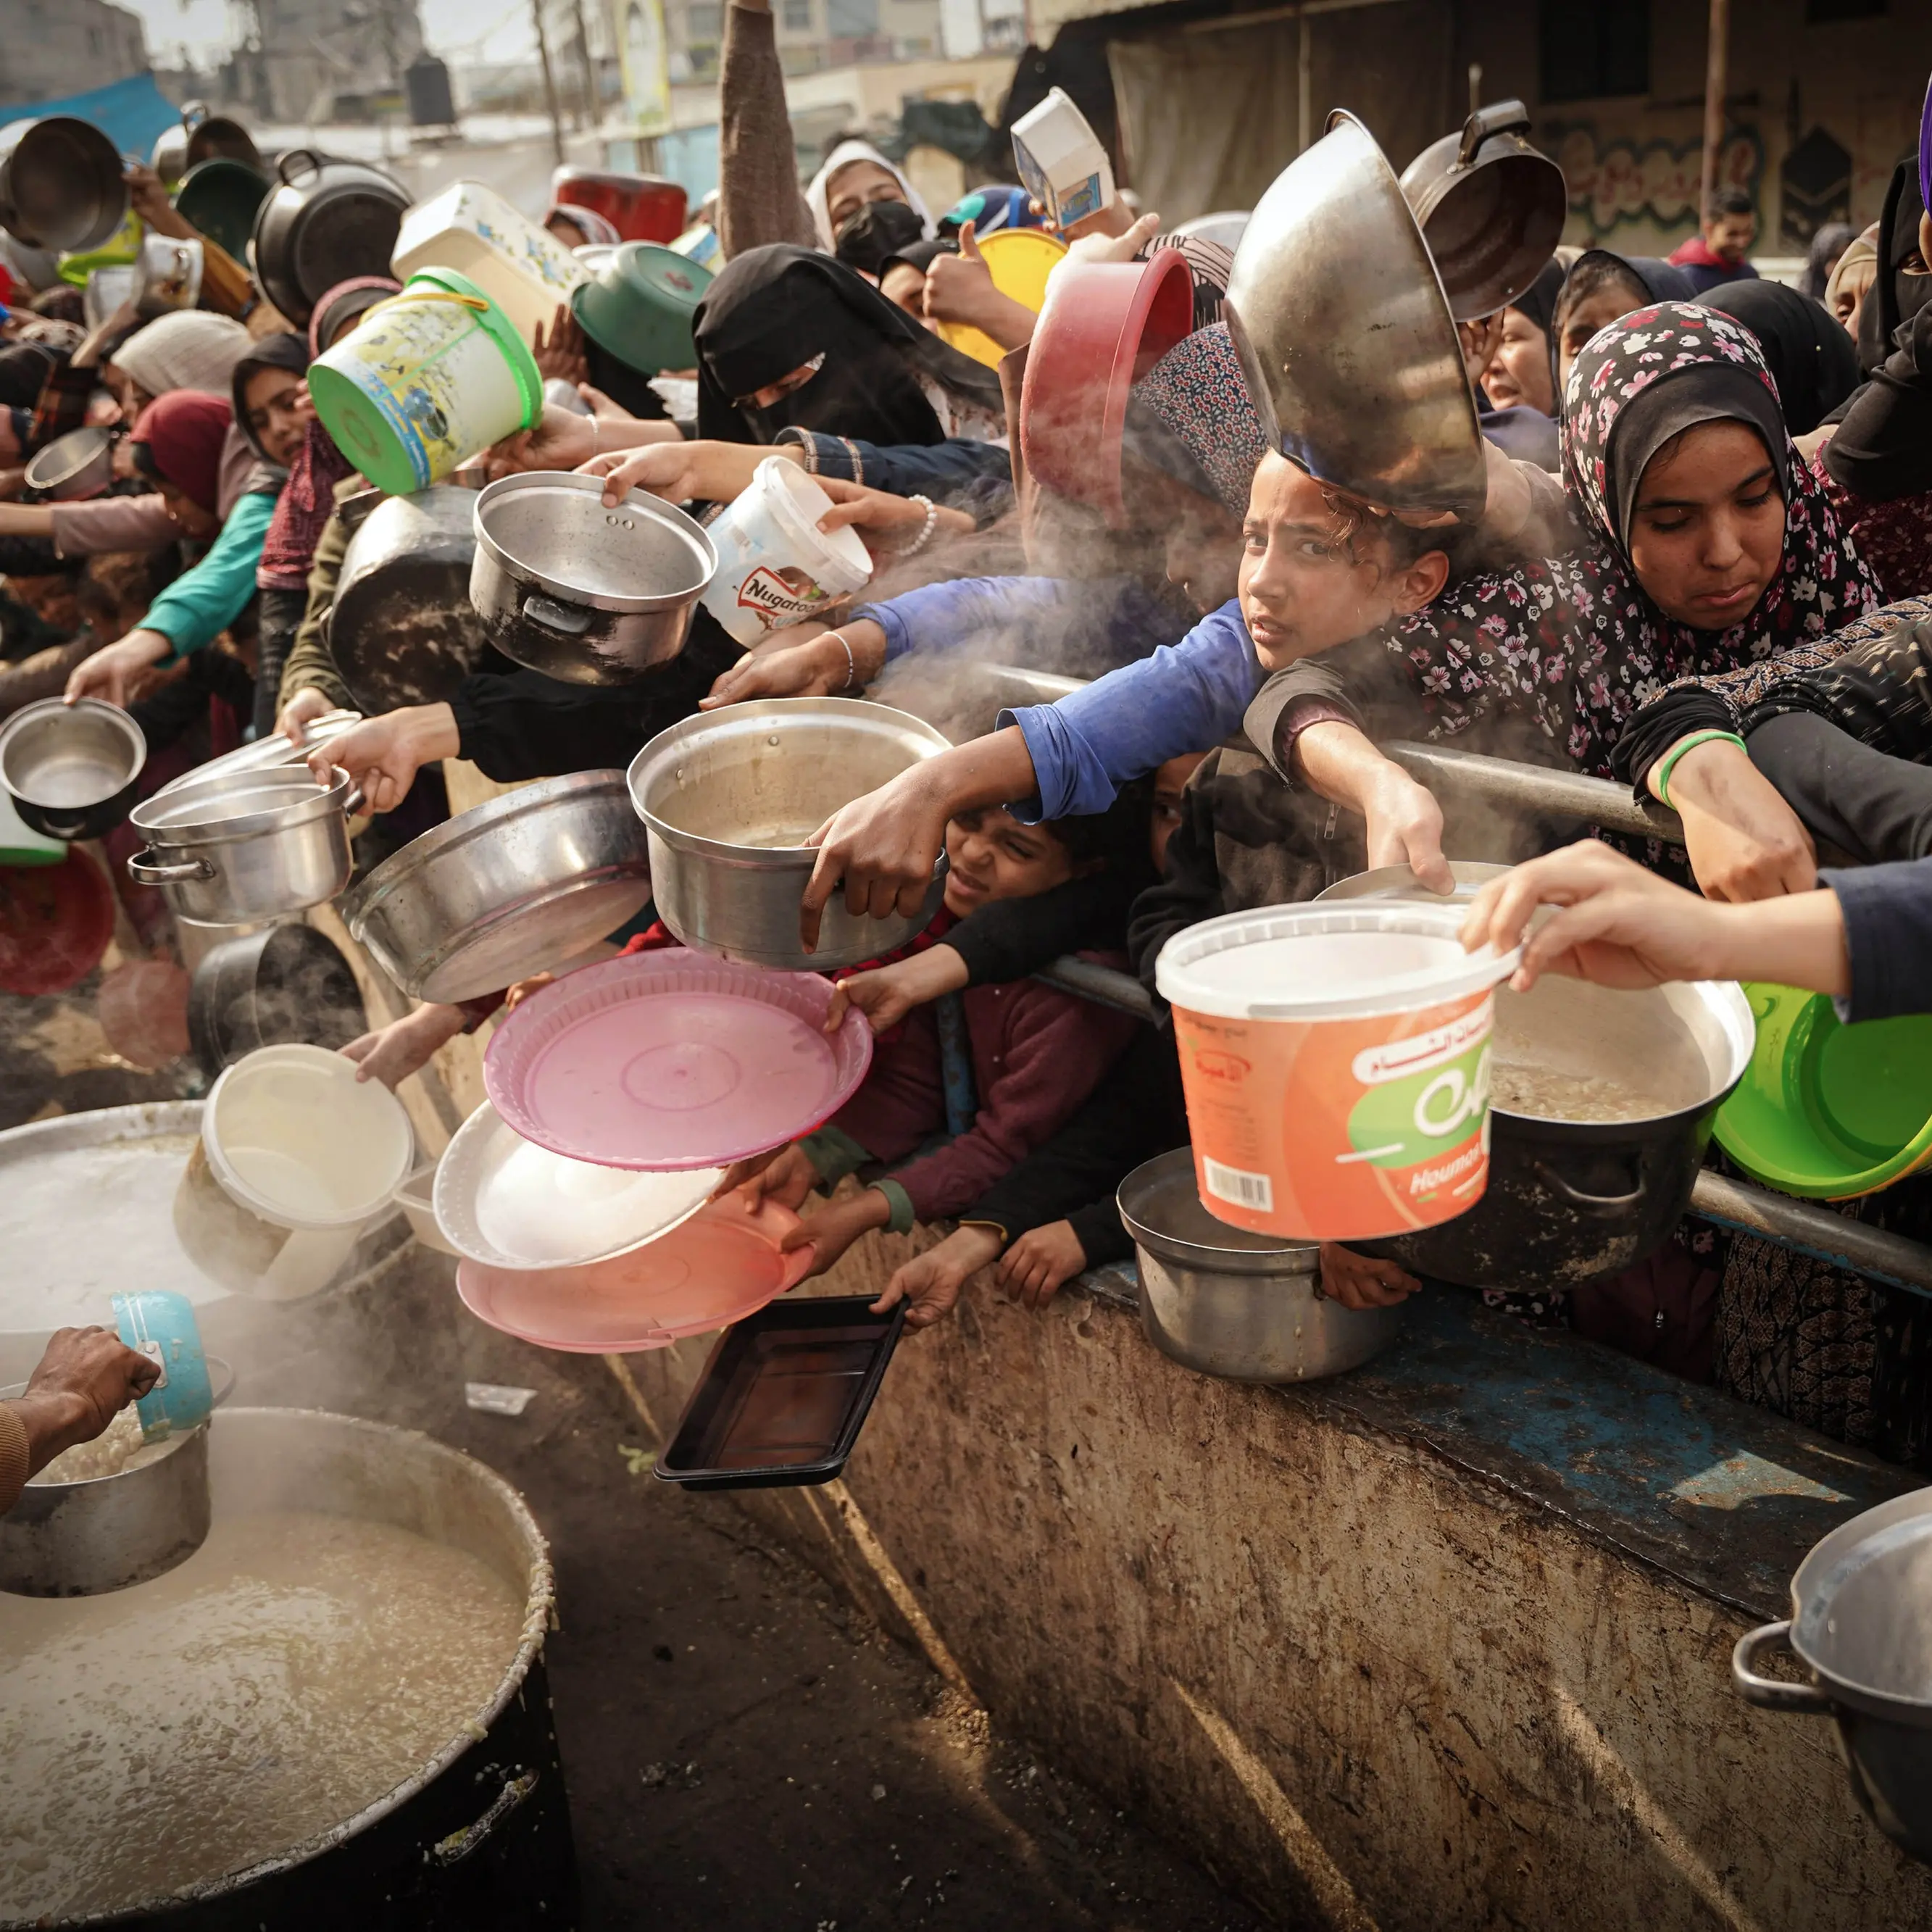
[{"xmin": 623, "ymin": 1224, "xmax": 1932, "ymax": 1931}]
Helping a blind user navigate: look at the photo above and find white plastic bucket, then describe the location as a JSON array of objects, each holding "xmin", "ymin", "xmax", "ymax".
[
  {"xmin": 391, "ymin": 179, "xmax": 588, "ymax": 345},
  {"xmin": 1011, "ymin": 86, "xmax": 1116, "ymax": 230},
  {"xmin": 1155, "ymin": 903, "xmax": 1520, "ymax": 1244},
  {"xmin": 180, "ymin": 1044, "xmax": 415, "ymax": 1300},
  {"xmin": 699, "ymin": 457, "xmax": 874, "ymax": 647}
]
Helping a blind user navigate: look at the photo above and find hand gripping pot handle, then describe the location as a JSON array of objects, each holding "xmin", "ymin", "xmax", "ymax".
[
  {"xmin": 1731, "ymin": 1621, "xmax": 1835, "ymax": 1714},
  {"xmin": 128, "ymin": 847, "xmax": 217, "ymax": 886},
  {"xmin": 1457, "ymin": 99, "xmax": 1532, "ymax": 165}
]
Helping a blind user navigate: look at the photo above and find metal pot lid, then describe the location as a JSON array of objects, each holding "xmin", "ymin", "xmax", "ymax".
[
  {"xmin": 0, "ymin": 696, "xmax": 145, "ymax": 809},
  {"xmin": 154, "ymin": 710, "xmax": 361, "ymax": 796},
  {"xmin": 132, "ymin": 762, "xmax": 351, "ymax": 842},
  {"xmin": 1118, "ymin": 1148, "xmax": 1320, "ymax": 1277},
  {"xmin": 473, "ymin": 471, "xmax": 715, "ymax": 613}
]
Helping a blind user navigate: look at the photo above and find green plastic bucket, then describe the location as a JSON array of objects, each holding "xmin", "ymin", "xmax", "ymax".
[
  {"xmin": 172, "ymin": 157, "xmax": 269, "ymax": 263},
  {"xmin": 572, "ymin": 242, "xmax": 712, "ymax": 374},
  {"xmin": 1712, "ymin": 980, "xmax": 1932, "ymax": 1199},
  {"xmin": 307, "ymin": 267, "xmax": 542, "ymax": 497}
]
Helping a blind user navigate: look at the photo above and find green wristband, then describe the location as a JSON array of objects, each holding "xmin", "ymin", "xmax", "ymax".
[{"xmin": 1654, "ymin": 729, "xmax": 1747, "ymax": 812}]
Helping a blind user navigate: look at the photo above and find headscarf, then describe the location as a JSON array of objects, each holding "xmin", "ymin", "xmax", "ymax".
[
  {"xmin": 1824, "ymin": 226, "xmax": 1879, "ymax": 320},
  {"xmin": 1510, "ymin": 258, "xmax": 1567, "ymax": 338},
  {"xmin": 1824, "ymin": 301, "xmax": 1932, "ymax": 506},
  {"xmin": 1123, "ymin": 325, "xmax": 1265, "ymax": 520},
  {"xmin": 1703, "ymin": 280, "xmax": 1862, "ymax": 436},
  {"xmin": 1857, "ymin": 158, "xmax": 1931, "ymax": 375},
  {"xmin": 1802, "ymin": 221, "xmax": 1857, "ymax": 301},
  {"xmin": 693, "ymin": 244, "xmax": 1004, "ymax": 447},
  {"xmin": 833, "ymin": 196, "xmax": 926, "ymax": 275},
  {"xmin": 806, "ymin": 141, "xmax": 932, "ymax": 253},
  {"xmin": 0, "ymin": 338, "xmax": 60, "ymax": 409},
  {"xmin": 131, "ymin": 391, "xmax": 233, "ymax": 514},
  {"xmin": 112, "ymin": 312, "xmax": 251, "ymax": 399},
  {"xmin": 1146, "ymin": 235, "xmax": 1234, "ymax": 331},
  {"xmin": 309, "ymin": 274, "xmax": 399, "ymax": 354},
  {"xmin": 546, "ymin": 202, "xmax": 621, "ymax": 249},
  {"xmin": 228, "ymin": 332, "xmax": 308, "ymax": 468},
  {"xmin": 941, "ymin": 186, "xmax": 1046, "ymax": 237}
]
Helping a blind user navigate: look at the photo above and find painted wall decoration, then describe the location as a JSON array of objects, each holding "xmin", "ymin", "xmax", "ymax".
[
  {"xmin": 1548, "ymin": 123, "xmax": 1764, "ymax": 238},
  {"xmin": 1780, "ymin": 125, "xmax": 1852, "ymax": 249}
]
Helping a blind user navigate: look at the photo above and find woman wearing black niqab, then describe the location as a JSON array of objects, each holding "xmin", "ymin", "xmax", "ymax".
[
  {"xmin": 693, "ymin": 244, "xmax": 1007, "ymax": 448},
  {"xmin": 1855, "ymin": 158, "xmax": 1931, "ymax": 377}
]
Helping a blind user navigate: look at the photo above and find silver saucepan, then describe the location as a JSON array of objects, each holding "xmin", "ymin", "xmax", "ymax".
[{"xmin": 0, "ymin": 696, "xmax": 146, "ymax": 841}]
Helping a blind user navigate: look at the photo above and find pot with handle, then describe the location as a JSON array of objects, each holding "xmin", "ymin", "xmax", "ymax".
[
  {"xmin": 127, "ymin": 762, "xmax": 360, "ymax": 925},
  {"xmin": 1733, "ymin": 1488, "xmax": 1932, "ymax": 1863},
  {"xmin": 0, "ymin": 115, "xmax": 128, "ymax": 253},
  {"xmin": 0, "ymin": 696, "xmax": 146, "ymax": 842},
  {"xmin": 249, "ymin": 147, "xmax": 410, "ymax": 325}
]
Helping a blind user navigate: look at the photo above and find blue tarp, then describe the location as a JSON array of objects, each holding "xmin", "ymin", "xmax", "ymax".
[{"xmin": 0, "ymin": 73, "xmax": 180, "ymax": 162}]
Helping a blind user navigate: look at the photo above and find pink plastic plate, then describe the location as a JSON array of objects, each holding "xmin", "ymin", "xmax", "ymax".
[
  {"xmin": 484, "ymin": 946, "xmax": 873, "ymax": 1170},
  {"xmin": 454, "ymin": 1195, "xmax": 816, "ymax": 1353}
]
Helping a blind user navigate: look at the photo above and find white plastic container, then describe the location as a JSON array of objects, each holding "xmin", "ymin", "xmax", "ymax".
[
  {"xmin": 1011, "ymin": 86, "xmax": 1116, "ymax": 231},
  {"xmin": 391, "ymin": 179, "xmax": 588, "ymax": 345},
  {"xmin": 699, "ymin": 457, "xmax": 874, "ymax": 646},
  {"xmin": 176, "ymin": 1044, "xmax": 415, "ymax": 1301}
]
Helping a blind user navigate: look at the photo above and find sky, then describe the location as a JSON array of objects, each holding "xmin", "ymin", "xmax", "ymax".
[{"xmin": 122, "ymin": 0, "xmax": 540, "ymax": 75}]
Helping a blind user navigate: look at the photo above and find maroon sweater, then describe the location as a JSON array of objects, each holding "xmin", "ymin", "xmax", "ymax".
[{"xmin": 829, "ymin": 962, "xmax": 1140, "ymax": 1223}]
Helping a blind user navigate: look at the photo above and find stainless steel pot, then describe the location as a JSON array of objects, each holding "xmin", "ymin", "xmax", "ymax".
[
  {"xmin": 0, "ymin": 115, "xmax": 128, "ymax": 253},
  {"xmin": 1399, "ymin": 101, "xmax": 1568, "ymax": 322},
  {"xmin": 249, "ymin": 147, "xmax": 409, "ymax": 325},
  {"xmin": 1735, "ymin": 1488, "xmax": 1932, "ymax": 1863},
  {"xmin": 343, "ymin": 769, "xmax": 653, "ymax": 1003},
  {"xmin": 22, "ymin": 424, "xmax": 112, "ymax": 500},
  {"xmin": 1316, "ymin": 864, "xmax": 1755, "ymax": 1291},
  {"xmin": 470, "ymin": 471, "xmax": 716, "ymax": 686},
  {"xmin": 0, "ymin": 696, "xmax": 146, "ymax": 841},
  {"xmin": 128, "ymin": 763, "xmax": 358, "ymax": 926},
  {"xmin": 1224, "ymin": 111, "xmax": 1486, "ymax": 522},
  {"xmin": 1120, "ymin": 1148, "xmax": 1402, "ymax": 1381},
  {"xmin": 332, "ymin": 484, "xmax": 491, "ymax": 710},
  {"xmin": 153, "ymin": 101, "xmax": 264, "ymax": 186},
  {"xmin": 188, "ymin": 920, "xmax": 367, "ymax": 1075},
  {"xmin": 628, "ymin": 698, "xmax": 952, "ymax": 972},
  {"xmin": 132, "ymin": 229, "xmax": 204, "ymax": 317},
  {"xmin": 155, "ymin": 706, "xmax": 361, "ymax": 797}
]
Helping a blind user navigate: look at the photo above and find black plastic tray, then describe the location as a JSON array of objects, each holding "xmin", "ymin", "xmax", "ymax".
[{"xmin": 654, "ymin": 1295, "xmax": 906, "ymax": 1491}]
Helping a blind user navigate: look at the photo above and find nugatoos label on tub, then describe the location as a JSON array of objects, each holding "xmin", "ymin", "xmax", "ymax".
[{"xmin": 1170, "ymin": 988, "xmax": 1498, "ymax": 1241}]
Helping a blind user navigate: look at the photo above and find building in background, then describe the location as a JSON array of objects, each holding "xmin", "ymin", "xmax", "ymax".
[
  {"xmin": 0, "ymin": 0, "xmax": 149, "ymax": 105},
  {"xmin": 660, "ymin": 0, "xmax": 940, "ymax": 82},
  {"xmin": 233, "ymin": 0, "xmax": 427, "ymax": 122}
]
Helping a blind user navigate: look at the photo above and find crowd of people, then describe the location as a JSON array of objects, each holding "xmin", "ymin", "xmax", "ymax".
[{"xmin": 7, "ymin": 17, "xmax": 1932, "ymax": 1484}]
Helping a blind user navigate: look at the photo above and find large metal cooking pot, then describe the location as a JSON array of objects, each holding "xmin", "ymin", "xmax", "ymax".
[
  {"xmin": 188, "ymin": 920, "xmax": 367, "ymax": 1076},
  {"xmin": 128, "ymin": 763, "xmax": 359, "ymax": 926},
  {"xmin": 0, "ymin": 1407, "xmax": 575, "ymax": 1928},
  {"xmin": 628, "ymin": 698, "xmax": 952, "ymax": 972},
  {"xmin": 332, "ymin": 485, "xmax": 491, "ymax": 710},
  {"xmin": 1317, "ymin": 862, "xmax": 1754, "ymax": 1291},
  {"xmin": 1119, "ymin": 1148, "xmax": 1402, "ymax": 1381},
  {"xmin": 1735, "ymin": 1486, "xmax": 1932, "ymax": 1864},
  {"xmin": 470, "ymin": 471, "xmax": 716, "ymax": 686},
  {"xmin": 0, "ymin": 696, "xmax": 146, "ymax": 841},
  {"xmin": 1224, "ymin": 112, "xmax": 1486, "ymax": 522},
  {"xmin": 1399, "ymin": 100, "xmax": 1568, "ymax": 323},
  {"xmin": 343, "ymin": 770, "xmax": 653, "ymax": 1004},
  {"xmin": 0, "ymin": 116, "xmax": 128, "ymax": 253},
  {"xmin": 22, "ymin": 424, "xmax": 112, "ymax": 501},
  {"xmin": 249, "ymin": 148, "xmax": 410, "ymax": 326}
]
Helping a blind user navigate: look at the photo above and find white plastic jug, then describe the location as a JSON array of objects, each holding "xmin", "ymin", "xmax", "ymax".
[
  {"xmin": 392, "ymin": 180, "xmax": 587, "ymax": 344},
  {"xmin": 699, "ymin": 457, "xmax": 874, "ymax": 647},
  {"xmin": 1011, "ymin": 87, "xmax": 1116, "ymax": 230}
]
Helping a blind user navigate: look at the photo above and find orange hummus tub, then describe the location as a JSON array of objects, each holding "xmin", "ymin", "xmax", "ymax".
[{"xmin": 1155, "ymin": 904, "xmax": 1521, "ymax": 1243}]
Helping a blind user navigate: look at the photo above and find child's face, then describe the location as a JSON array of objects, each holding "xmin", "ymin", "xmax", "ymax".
[
  {"xmin": 1149, "ymin": 752, "xmax": 1204, "ymax": 873},
  {"xmin": 943, "ymin": 806, "xmax": 1074, "ymax": 916}
]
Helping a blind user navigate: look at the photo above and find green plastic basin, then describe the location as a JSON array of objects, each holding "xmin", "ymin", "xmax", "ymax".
[{"xmin": 572, "ymin": 242, "xmax": 712, "ymax": 374}]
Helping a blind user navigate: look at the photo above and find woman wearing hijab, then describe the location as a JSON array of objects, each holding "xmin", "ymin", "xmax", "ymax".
[
  {"xmin": 1825, "ymin": 226, "xmax": 1880, "ymax": 336},
  {"xmin": 806, "ymin": 140, "xmax": 931, "ymax": 254},
  {"xmin": 1549, "ymin": 249, "xmax": 1699, "ymax": 395},
  {"xmin": 1480, "ymin": 257, "xmax": 1565, "ymax": 421},
  {"xmin": 1703, "ymin": 278, "xmax": 1862, "ymax": 436},
  {"xmin": 63, "ymin": 390, "xmax": 286, "ymax": 707},
  {"xmin": 1856, "ymin": 157, "xmax": 1931, "ymax": 378},
  {"xmin": 1802, "ymin": 220, "xmax": 1857, "ymax": 303}
]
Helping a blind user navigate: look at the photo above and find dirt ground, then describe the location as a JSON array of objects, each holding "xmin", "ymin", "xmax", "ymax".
[{"xmin": 2, "ymin": 977, "xmax": 1268, "ymax": 1931}]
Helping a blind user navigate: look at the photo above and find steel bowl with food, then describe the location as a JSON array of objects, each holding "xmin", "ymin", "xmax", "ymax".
[
  {"xmin": 628, "ymin": 698, "xmax": 954, "ymax": 972},
  {"xmin": 0, "ymin": 696, "xmax": 146, "ymax": 841},
  {"xmin": 470, "ymin": 471, "xmax": 715, "ymax": 686},
  {"xmin": 1119, "ymin": 1148, "xmax": 1402, "ymax": 1381},
  {"xmin": 1317, "ymin": 863, "xmax": 1754, "ymax": 1291}
]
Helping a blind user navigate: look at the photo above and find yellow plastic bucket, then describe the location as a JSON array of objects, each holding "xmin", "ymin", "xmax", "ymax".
[{"xmin": 937, "ymin": 228, "xmax": 1067, "ymax": 367}]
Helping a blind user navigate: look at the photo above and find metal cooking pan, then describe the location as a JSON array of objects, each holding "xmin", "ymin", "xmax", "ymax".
[
  {"xmin": 0, "ymin": 696, "xmax": 146, "ymax": 842},
  {"xmin": 188, "ymin": 921, "xmax": 368, "ymax": 1077},
  {"xmin": 0, "ymin": 115, "xmax": 128, "ymax": 253}
]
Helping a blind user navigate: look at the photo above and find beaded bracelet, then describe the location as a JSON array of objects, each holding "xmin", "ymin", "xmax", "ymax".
[
  {"xmin": 1654, "ymin": 728, "xmax": 1747, "ymax": 811},
  {"xmin": 899, "ymin": 494, "xmax": 938, "ymax": 557}
]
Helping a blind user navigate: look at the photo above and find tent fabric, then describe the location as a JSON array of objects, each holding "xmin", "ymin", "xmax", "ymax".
[{"xmin": 0, "ymin": 73, "xmax": 181, "ymax": 162}]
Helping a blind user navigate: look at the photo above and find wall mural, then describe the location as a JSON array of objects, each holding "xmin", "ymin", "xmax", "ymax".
[{"xmin": 1547, "ymin": 123, "xmax": 1765, "ymax": 238}]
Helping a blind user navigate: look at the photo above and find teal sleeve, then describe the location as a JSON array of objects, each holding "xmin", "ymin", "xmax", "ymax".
[
  {"xmin": 142, "ymin": 491, "xmax": 277, "ymax": 661},
  {"xmin": 796, "ymin": 1124, "xmax": 870, "ymax": 1188},
  {"xmin": 870, "ymin": 1178, "xmax": 915, "ymax": 1234}
]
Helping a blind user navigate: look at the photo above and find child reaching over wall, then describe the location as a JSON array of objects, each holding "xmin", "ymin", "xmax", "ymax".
[{"xmin": 743, "ymin": 794, "xmax": 1148, "ymax": 1278}]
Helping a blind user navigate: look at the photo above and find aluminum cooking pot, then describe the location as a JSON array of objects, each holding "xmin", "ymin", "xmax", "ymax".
[
  {"xmin": 23, "ymin": 423, "xmax": 112, "ymax": 500},
  {"xmin": 470, "ymin": 471, "xmax": 716, "ymax": 685},
  {"xmin": 0, "ymin": 115, "xmax": 128, "ymax": 253},
  {"xmin": 131, "ymin": 230, "xmax": 203, "ymax": 318},
  {"xmin": 342, "ymin": 769, "xmax": 653, "ymax": 1004},
  {"xmin": 628, "ymin": 698, "xmax": 952, "ymax": 972},
  {"xmin": 0, "ymin": 696, "xmax": 146, "ymax": 841},
  {"xmin": 1119, "ymin": 1147, "xmax": 1402, "ymax": 1382},
  {"xmin": 155, "ymin": 705, "xmax": 361, "ymax": 796},
  {"xmin": 188, "ymin": 920, "xmax": 367, "ymax": 1076},
  {"xmin": 1317, "ymin": 864, "xmax": 1754, "ymax": 1291},
  {"xmin": 1399, "ymin": 100, "xmax": 1568, "ymax": 323},
  {"xmin": 1225, "ymin": 111, "xmax": 1486, "ymax": 522},
  {"xmin": 332, "ymin": 484, "xmax": 491, "ymax": 710},
  {"xmin": 249, "ymin": 147, "xmax": 409, "ymax": 325},
  {"xmin": 153, "ymin": 100, "xmax": 263, "ymax": 186},
  {"xmin": 128, "ymin": 762, "xmax": 359, "ymax": 925},
  {"xmin": 1735, "ymin": 1486, "xmax": 1932, "ymax": 1864}
]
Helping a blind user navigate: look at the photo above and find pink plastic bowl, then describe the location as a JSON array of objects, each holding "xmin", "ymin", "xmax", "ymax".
[
  {"xmin": 484, "ymin": 946, "xmax": 873, "ymax": 1170},
  {"xmin": 454, "ymin": 1195, "xmax": 816, "ymax": 1352}
]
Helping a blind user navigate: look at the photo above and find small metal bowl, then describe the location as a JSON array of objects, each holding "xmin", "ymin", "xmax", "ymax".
[
  {"xmin": 23, "ymin": 424, "xmax": 113, "ymax": 500},
  {"xmin": 0, "ymin": 695, "xmax": 146, "ymax": 841}
]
